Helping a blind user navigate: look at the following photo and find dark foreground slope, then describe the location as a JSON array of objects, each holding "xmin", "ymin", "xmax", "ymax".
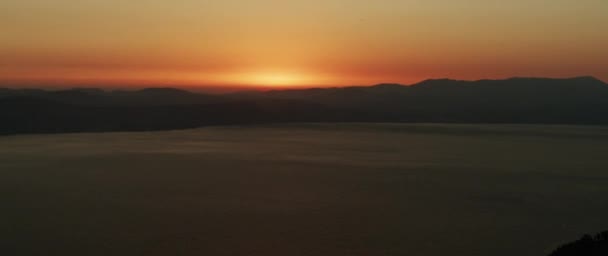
[
  {"xmin": 549, "ymin": 231, "xmax": 608, "ymax": 256},
  {"xmin": 2, "ymin": 77, "xmax": 608, "ymax": 135}
]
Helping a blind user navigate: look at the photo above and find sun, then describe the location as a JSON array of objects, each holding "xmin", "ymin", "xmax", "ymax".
[
  {"xmin": 238, "ymin": 71, "xmax": 318, "ymax": 87},
  {"xmin": 250, "ymin": 73, "xmax": 303, "ymax": 86},
  {"xmin": 200, "ymin": 70, "xmax": 333, "ymax": 88}
]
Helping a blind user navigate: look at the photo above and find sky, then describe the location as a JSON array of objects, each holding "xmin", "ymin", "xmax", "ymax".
[{"xmin": 1, "ymin": 0, "xmax": 607, "ymax": 89}]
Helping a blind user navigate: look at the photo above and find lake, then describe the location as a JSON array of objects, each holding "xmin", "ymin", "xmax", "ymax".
[{"xmin": 1, "ymin": 123, "xmax": 608, "ymax": 256}]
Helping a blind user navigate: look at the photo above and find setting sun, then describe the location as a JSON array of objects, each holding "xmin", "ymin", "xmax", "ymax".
[
  {"xmin": 249, "ymin": 73, "xmax": 305, "ymax": 86},
  {"xmin": 223, "ymin": 71, "xmax": 331, "ymax": 88}
]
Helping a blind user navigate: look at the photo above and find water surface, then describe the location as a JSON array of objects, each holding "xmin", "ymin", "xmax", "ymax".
[{"xmin": 2, "ymin": 123, "xmax": 608, "ymax": 256}]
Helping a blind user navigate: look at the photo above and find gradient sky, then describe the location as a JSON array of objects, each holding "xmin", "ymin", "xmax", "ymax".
[{"xmin": 1, "ymin": 0, "xmax": 607, "ymax": 88}]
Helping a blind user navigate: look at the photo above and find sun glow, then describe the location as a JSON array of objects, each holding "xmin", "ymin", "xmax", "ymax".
[
  {"xmin": 251, "ymin": 73, "xmax": 303, "ymax": 86},
  {"xmin": 229, "ymin": 71, "xmax": 327, "ymax": 87}
]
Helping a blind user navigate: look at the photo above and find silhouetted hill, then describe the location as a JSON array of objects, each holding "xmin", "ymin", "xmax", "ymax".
[
  {"xmin": 109, "ymin": 88, "xmax": 222, "ymax": 105},
  {"xmin": 1, "ymin": 77, "xmax": 608, "ymax": 135},
  {"xmin": 0, "ymin": 96, "xmax": 342, "ymax": 135},
  {"xmin": 548, "ymin": 231, "xmax": 608, "ymax": 256},
  {"xmin": 231, "ymin": 76, "xmax": 608, "ymax": 124},
  {"xmin": 0, "ymin": 87, "xmax": 223, "ymax": 106}
]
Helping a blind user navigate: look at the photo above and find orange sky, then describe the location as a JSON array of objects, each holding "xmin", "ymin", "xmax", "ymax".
[{"xmin": 1, "ymin": 0, "xmax": 607, "ymax": 89}]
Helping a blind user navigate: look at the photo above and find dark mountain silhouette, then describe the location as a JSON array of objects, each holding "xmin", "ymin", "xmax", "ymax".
[
  {"xmin": 108, "ymin": 88, "xmax": 222, "ymax": 105},
  {"xmin": 0, "ymin": 87, "xmax": 221, "ymax": 106},
  {"xmin": 1, "ymin": 77, "xmax": 608, "ymax": 135},
  {"xmin": 0, "ymin": 97, "xmax": 344, "ymax": 135},
  {"xmin": 231, "ymin": 76, "xmax": 608, "ymax": 123},
  {"xmin": 548, "ymin": 231, "xmax": 608, "ymax": 256}
]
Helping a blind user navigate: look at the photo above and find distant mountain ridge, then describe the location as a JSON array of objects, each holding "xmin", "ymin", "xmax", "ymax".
[{"xmin": 1, "ymin": 77, "xmax": 607, "ymax": 135}]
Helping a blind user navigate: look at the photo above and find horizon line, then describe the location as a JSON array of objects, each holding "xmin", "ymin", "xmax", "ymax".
[{"xmin": 0, "ymin": 75, "xmax": 605, "ymax": 93}]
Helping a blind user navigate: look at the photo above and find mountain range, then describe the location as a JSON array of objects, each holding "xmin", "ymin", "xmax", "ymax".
[{"xmin": 1, "ymin": 76, "xmax": 607, "ymax": 135}]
